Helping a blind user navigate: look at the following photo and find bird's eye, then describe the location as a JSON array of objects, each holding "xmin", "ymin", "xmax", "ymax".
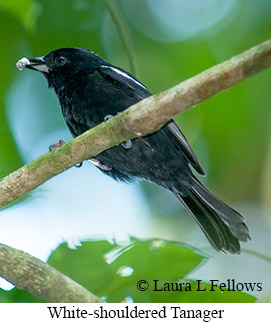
[{"xmin": 55, "ymin": 56, "xmax": 67, "ymax": 66}]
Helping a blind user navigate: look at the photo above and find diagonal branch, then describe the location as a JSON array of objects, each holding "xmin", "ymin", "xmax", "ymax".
[
  {"xmin": 0, "ymin": 243, "xmax": 102, "ymax": 302},
  {"xmin": 0, "ymin": 39, "xmax": 270, "ymax": 210}
]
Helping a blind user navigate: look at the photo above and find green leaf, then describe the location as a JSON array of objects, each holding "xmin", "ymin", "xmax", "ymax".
[
  {"xmin": 48, "ymin": 238, "xmax": 204, "ymax": 302},
  {"xmin": 48, "ymin": 238, "xmax": 256, "ymax": 303},
  {"xmin": 0, "ymin": 287, "xmax": 43, "ymax": 303}
]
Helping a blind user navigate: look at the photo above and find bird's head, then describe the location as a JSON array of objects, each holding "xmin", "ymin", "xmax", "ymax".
[{"xmin": 16, "ymin": 47, "xmax": 104, "ymax": 91}]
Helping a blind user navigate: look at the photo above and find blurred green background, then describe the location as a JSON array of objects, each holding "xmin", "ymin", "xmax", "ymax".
[{"xmin": 0, "ymin": 0, "xmax": 270, "ymax": 302}]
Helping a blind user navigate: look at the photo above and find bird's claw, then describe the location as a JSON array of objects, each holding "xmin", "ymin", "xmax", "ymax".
[
  {"xmin": 104, "ymin": 114, "xmax": 132, "ymax": 150},
  {"xmin": 49, "ymin": 139, "xmax": 66, "ymax": 151},
  {"xmin": 104, "ymin": 114, "xmax": 114, "ymax": 122},
  {"xmin": 121, "ymin": 140, "xmax": 132, "ymax": 150}
]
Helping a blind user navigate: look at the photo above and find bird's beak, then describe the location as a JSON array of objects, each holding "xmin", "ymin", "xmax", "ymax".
[{"xmin": 16, "ymin": 56, "xmax": 49, "ymax": 73}]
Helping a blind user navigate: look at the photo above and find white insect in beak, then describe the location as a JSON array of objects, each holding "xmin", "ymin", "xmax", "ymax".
[
  {"xmin": 16, "ymin": 56, "xmax": 49, "ymax": 73},
  {"xmin": 16, "ymin": 57, "xmax": 30, "ymax": 70}
]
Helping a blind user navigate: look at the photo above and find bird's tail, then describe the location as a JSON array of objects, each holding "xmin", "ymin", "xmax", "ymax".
[{"xmin": 175, "ymin": 176, "xmax": 251, "ymax": 253}]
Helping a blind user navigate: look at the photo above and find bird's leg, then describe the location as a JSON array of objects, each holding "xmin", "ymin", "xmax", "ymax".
[
  {"xmin": 49, "ymin": 139, "xmax": 83, "ymax": 168},
  {"xmin": 104, "ymin": 114, "xmax": 132, "ymax": 150}
]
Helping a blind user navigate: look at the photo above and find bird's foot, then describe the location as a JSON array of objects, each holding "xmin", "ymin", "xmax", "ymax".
[
  {"xmin": 49, "ymin": 139, "xmax": 83, "ymax": 168},
  {"xmin": 104, "ymin": 114, "xmax": 114, "ymax": 122},
  {"xmin": 121, "ymin": 140, "xmax": 132, "ymax": 149},
  {"xmin": 49, "ymin": 139, "xmax": 66, "ymax": 151},
  {"xmin": 104, "ymin": 114, "xmax": 132, "ymax": 150},
  {"xmin": 74, "ymin": 162, "xmax": 83, "ymax": 168}
]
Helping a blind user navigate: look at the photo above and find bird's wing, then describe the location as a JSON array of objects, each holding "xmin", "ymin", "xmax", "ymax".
[
  {"xmin": 99, "ymin": 65, "xmax": 152, "ymax": 99},
  {"xmin": 100, "ymin": 64, "xmax": 205, "ymax": 175},
  {"xmin": 166, "ymin": 120, "xmax": 205, "ymax": 175}
]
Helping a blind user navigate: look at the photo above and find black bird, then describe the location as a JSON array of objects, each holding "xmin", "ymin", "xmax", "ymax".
[{"xmin": 16, "ymin": 47, "xmax": 250, "ymax": 253}]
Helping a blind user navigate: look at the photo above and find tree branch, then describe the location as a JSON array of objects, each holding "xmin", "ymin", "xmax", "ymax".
[
  {"xmin": 0, "ymin": 39, "xmax": 270, "ymax": 209},
  {"xmin": 0, "ymin": 243, "xmax": 102, "ymax": 303}
]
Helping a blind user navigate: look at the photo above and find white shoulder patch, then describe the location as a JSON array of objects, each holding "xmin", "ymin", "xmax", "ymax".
[{"xmin": 101, "ymin": 65, "xmax": 147, "ymax": 90}]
